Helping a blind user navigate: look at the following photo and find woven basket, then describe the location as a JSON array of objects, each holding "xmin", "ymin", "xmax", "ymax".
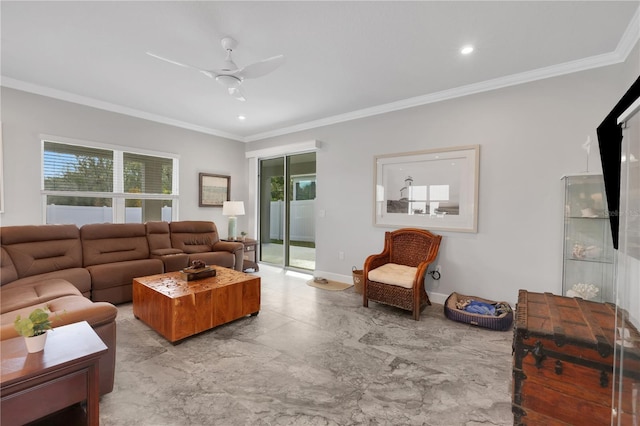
[
  {"xmin": 352, "ymin": 266, "xmax": 364, "ymax": 294},
  {"xmin": 444, "ymin": 292, "xmax": 514, "ymax": 331}
]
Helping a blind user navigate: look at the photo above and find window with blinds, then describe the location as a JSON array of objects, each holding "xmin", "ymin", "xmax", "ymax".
[{"xmin": 43, "ymin": 140, "xmax": 178, "ymax": 225}]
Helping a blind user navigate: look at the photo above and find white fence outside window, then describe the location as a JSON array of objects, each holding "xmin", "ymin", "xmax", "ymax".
[
  {"xmin": 269, "ymin": 200, "xmax": 315, "ymax": 242},
  {"xmin": 46, "ymin": 205, "xmax": 172, "ymax": 226}
]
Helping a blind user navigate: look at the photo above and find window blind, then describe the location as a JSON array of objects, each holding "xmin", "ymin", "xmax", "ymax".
[
  {"xmin": 123, "ymin": 152, "xmax": 173, "ymax": 194},
  {"xmin": 44, "ymin": 142, "xmax": 113, "ymax": 192},
  {"xmin": 43, "ymin": 140, "xmax": 178, "ymax": 224}
]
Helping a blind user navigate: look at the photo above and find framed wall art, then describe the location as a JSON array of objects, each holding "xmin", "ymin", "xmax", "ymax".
[
  {"xmin": 374, "ymin": 145, "xmax": 480, "ymax": 233},
  {"xmin": 199, "ymin": 173, "xmax": 230, "ymax": 207}
]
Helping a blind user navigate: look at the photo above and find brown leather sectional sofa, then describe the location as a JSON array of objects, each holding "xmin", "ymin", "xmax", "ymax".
[{"xmin": 0, "ymin": 220, "xmax": 244, "ymax": 395}]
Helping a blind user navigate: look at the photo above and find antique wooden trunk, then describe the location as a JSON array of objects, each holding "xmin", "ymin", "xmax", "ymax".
[{"xmin": 512, "ymin": 290, "xmax": 640, "ymax": 425}]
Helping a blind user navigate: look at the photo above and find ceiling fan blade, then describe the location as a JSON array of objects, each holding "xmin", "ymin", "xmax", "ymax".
[
  {"xmin": 228, "ymin": 86, "xmax": 246, "ymax": 102},
  {"xmin": 146, "ymin": 52, "xmax": 212, "ymax": 77},
  {"xmin": 235, "ymin": 55, "xmax": 285, "ymax": 80}
]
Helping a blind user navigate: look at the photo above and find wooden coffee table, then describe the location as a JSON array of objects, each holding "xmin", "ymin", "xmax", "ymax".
[{"xmin": 132, "ymin": 266, "xmax": 260, "ymax": 343}]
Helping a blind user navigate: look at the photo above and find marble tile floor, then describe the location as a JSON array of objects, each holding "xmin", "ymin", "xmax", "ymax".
[{"xmin": 99, "ymin": 265, "xmax": 514, "ymax": 426}]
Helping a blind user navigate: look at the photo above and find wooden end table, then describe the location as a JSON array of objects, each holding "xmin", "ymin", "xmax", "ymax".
[
  {"xmin": 222, "ymin": 238, "xmax": 259, "ymax": 272},
  {"xmin": 1, "ymin": 321, "xmax": 108, "ymax": 426},
  {"xmin": 240, "ymin": 238, "xmax": 259, "ymax": 272},
  {"xmin": 133, "ymin": 266, "xmax": 260, "ymax": 343}
]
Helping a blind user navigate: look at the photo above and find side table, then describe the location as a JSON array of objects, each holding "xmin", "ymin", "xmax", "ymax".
[
  {"xmin": 1, "ymin": 321, "xmax": 107, "ymax": 426},
  {"xmin": 223, "ymin": 238, "xmax": 259, "ymax": 272},
  {"xmin": 241, "ymin": 238, "xmax": 259, "ymax": 272}
]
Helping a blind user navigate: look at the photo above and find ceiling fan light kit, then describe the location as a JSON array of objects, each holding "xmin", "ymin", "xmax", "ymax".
[
  {"xmin": 147, "ymin": 36, "xmax": 283, "ymax": 102},
  {"xmin": 216, "ymin": 75, "xmax": 246, "ymax": 102},
  {"xmin": 216, "ymin": 75, "xmax": 241, "ymax": 87}
]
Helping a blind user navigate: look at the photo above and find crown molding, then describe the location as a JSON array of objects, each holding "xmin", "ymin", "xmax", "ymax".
[
  {"xmin": 0, "ymin": 77, "xmax": 245, "ymax": 142},
  {"xmin": 3, "ymin": 7, "xmax": 639, "ymax": 144},
  {"xmin": 246, "ymin": 8, "xmax": 640, "ymax": 142},
  {"xmin": 616, "ymin": 5, "xmax": 640, "ymax": 60},
  {"xmin": 247, "ymin": 50, "xmax": 638, "ymax": 143}
]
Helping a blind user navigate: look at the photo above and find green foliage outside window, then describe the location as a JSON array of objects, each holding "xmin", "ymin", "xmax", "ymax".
[
  {"xmin": 271, "ymin": 176, "xmax": 284, "ymax": 201},
  {"xmin": 44, "ymin": 147, "xmax": 173, "ymax": 207}
]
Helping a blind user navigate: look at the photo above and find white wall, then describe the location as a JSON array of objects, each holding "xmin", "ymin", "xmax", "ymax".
[
  {"xmin": 0, "ymin": 87, "xmax": 249, "ymax": 235},
  {"xmin": 246, "ymin": 48, "xmax": 639, "ymax": 305},
  {"xmin": 1, "ymin": 48, "xmax": 637, "ymax": 306}
]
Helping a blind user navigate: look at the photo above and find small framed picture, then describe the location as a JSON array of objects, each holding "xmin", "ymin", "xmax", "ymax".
[{"xmin": 199, "ymin": 173, "xmax": 230, "ymax": 207}]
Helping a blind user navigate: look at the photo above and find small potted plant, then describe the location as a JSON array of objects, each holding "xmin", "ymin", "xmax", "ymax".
[
  {"xmin": 14, "ymin": 307, "xmax": 53, "ymax": 353},
  {"xmin": 240, "ymin": 231, "xmax": 247, "ymax": 242}
]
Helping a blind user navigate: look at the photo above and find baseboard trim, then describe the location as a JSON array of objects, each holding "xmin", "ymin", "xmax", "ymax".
[{"xmin": 314, "ymin": 270, "xmax": 449, "ymax": 305}]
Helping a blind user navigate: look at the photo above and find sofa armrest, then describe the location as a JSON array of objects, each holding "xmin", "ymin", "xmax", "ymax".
[
  {"xmin": 150, "ymin": 251, "xmax": 189, "ymax": 272},
  {"xmin": 212, "ymin": 241, "xmax": 244, "ymax": 271},
  {"xmin": 212, "ymin": 241, "xmax": 243, "ymax": 253}
]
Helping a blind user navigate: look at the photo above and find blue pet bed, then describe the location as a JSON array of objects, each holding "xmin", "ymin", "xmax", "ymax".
[{"xmin": 444, "ymin": 292, "xmax": 514, "ymax": 331}]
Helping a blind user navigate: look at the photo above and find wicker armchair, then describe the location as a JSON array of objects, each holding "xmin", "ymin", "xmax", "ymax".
[{"xmin": 363, "ymin": 228, "xmax": 442, "ymax": 320}]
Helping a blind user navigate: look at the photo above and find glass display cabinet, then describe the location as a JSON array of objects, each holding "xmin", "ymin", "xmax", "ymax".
[
  {"xmin": 562, "ymin": 174, "xmax": 615, "ymax": 303},
  {"xmin": 611, "ymin": 94, "xmax": 640, "ymax": 425}
]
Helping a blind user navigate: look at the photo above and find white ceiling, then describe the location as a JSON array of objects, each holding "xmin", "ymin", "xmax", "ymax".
[{"xmin": 2, "ymin": 1, "xmax": 639, "ymax": 142}]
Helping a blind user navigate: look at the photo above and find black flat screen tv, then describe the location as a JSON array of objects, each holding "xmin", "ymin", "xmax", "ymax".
[{"xmin": 597, "ymin": 75, "xmax": 640, "ymax": 250}]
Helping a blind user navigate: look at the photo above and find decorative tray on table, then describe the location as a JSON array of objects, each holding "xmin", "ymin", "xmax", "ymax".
[{"xmin": 180, "ymin": 260, "xmax": 216, "ymax": 281}]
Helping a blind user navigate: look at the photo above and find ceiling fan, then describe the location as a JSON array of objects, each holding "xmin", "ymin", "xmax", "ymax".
[{"xmin": 147, "ymin": 37, "xmax": 284, "ymax": 101}]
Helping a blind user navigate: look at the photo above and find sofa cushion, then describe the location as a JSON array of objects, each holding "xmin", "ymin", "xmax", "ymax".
[
  {"xmin": 187, "ymin": 252, "xmax": 235, "ymax": 269},
  {"xmin": 0, "ymin": 295, "xmax": 118, "ymax": 340},
  {"xmin": 1, "ymin": 224, "xmax": 82, "ymax": 281},
  {"xmin": 1, "ymin": 268, "xmax": 92, "ymax": 297},
  {"xmin": 368, "ymin": 263, "xmax": 418, "ymax": 289},
  {"xmin": 151, "ymin": 248, "xmax": 184, "ymax": 256},
  {"xmin": 0, "ymin": 248, "xmax": 18, "ymax": 285},
  {"xmin": 170, "ymin": 221, "xmax": 220, "ymax": 253},
  {"xmin": 145, "ymin": 221, "xmax": 175, "ymax": 252},
  {"xmin": 0, "ymin": 278, "xmax": 82, "ymax": 314},
  {"xmin": 86, "ymin": 259, "xmax": 163, "ymax": 290},
  {"xmin": 81, "ymin": 223, "xmax": 150, "ymax": 266},
  {"xmin": 151, "ymin": 252, "xmax": 189, "ymax": 272}
]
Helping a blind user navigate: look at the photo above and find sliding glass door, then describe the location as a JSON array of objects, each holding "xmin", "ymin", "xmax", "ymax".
[
  {"xmin": 259, "ymin": 152, "xmax": 316, "ymax": 270},
  {"xmin": 259, "ymin": 157, "xmax": 285, "ymax": 266},
  {"xmin": 287, "ymin": 153, "xmax": 316, "ymax": 269}
]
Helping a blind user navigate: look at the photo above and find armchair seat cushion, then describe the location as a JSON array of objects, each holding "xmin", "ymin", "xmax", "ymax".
[{"xmin": 368, "ymin": 263, "xmax": 417, "ymax": 289}]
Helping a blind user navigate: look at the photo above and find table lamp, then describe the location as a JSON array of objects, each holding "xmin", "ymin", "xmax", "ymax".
[{"xmin": 222, "ymin": 201, "xmax": 245, "ymax": 241}]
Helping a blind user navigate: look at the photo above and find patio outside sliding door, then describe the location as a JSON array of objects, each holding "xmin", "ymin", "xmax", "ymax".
[{"xmin": 259, "ymin": 152, "xmax": 316, "ymax": 270}]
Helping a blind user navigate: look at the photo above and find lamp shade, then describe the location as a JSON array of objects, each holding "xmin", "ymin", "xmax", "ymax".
[{"xmin": 222, "ymin": 201, "xmax": 245, "ymax": 216}]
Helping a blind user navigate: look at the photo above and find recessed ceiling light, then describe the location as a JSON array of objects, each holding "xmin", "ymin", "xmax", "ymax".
[
  {"xmin": 460, "ymin": 45, "xmax": 474, "ymax": 55},
  {"xmin": 237, "ymin": 115, "xmax": 246, "ymax": 121}
]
